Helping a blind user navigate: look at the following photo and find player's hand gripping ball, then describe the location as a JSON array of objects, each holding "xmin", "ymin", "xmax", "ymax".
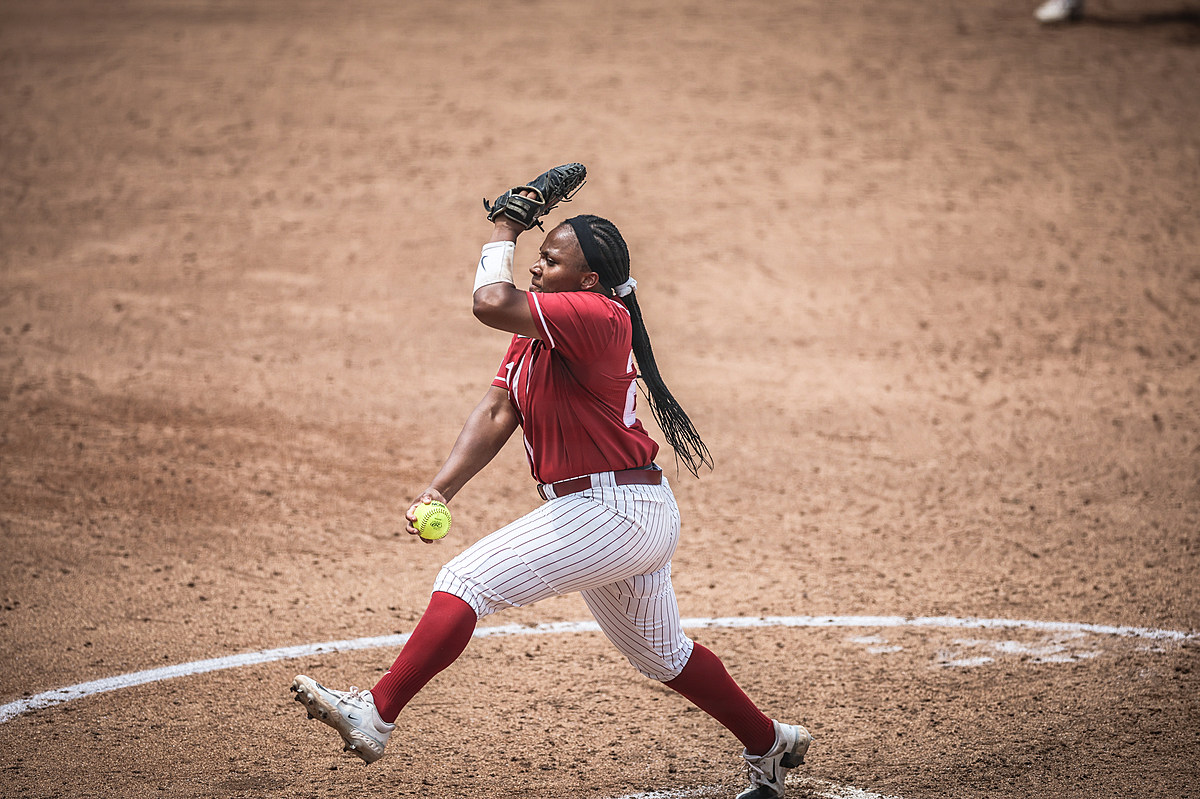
[{"xmin": 413, "ymin": 500, "xmax": 452, "ymax": 541}]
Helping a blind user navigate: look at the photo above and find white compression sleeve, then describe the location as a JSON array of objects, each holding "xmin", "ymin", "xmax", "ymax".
[{"xmin": 474, "ymin": 240, "xmax": 516, "ymax": 293}]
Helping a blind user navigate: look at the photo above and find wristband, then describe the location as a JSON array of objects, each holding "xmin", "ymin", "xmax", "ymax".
[{"xmin": 474, "ymin": 241, "xmax": 516, "ymax": 293}]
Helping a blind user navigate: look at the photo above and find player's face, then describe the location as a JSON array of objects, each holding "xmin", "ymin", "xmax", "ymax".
[{"xmin": 530, "ymin": 225, "xmax": 598, "ymax": 294}]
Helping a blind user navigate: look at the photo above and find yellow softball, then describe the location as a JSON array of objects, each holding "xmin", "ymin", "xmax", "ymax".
[{"xmin": 413, "ymin": 500, "xmax": 452, "ymax": 540}]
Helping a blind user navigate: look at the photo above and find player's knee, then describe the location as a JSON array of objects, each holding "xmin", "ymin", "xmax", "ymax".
[
  {"xmin": 431, "ymin": 566, "xmax": 494, "ymax": 619},
  {"xmin": 624, "ymin": 637, "xmax": 694, "ymax": 682},
  {"xmin": 639, "ymin": 662, "xmax": 685, "ymax": 682}
]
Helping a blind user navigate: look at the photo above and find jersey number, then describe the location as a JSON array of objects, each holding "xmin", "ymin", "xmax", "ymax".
[{"xmin": 623, "ymin": 353, "xmax": 638, "ymax": 427}]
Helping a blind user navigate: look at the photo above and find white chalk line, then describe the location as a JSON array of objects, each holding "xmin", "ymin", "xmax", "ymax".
[
  {"xmin": 2, "ymin": 614, "xmax": 1195, "ymax": 725},
  {"xmin": 612, "ymin": 774, "xmax": 902, "ymax": 799}
]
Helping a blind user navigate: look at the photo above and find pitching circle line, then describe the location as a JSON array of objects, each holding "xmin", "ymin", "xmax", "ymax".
[
  {"xmin": 2, "ymin": 613, "xmax": 1195, "ymax": 725},
  {"xmin": 612, "ymin": 775, "xmax": 904, "ymax": 799}
]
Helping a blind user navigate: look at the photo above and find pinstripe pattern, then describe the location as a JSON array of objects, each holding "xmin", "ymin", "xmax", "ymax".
[{"xmin": 433, "ymin": 472, "xmax": 693, "ymax": 680}]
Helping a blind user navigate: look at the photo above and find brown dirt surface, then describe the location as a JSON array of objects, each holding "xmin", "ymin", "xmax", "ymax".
[{"xmin": 2, "ymin": 1, "xmax": 1198, "ymax": 798}]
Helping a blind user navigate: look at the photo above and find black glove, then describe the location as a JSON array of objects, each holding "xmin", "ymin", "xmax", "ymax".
[{"xmin": 483, "ymin": 163, "xmax": 587, "ymax": 230}]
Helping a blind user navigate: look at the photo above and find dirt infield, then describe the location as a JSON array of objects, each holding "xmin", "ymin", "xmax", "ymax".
[{"xmin": 2, "ymin": 1, "xmax": 1198, "ymax": 797}]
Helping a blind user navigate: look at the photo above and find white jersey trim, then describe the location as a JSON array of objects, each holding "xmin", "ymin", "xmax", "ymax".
[{"xmin": 528, "ymin": 292, "xmax": 556, "ymax": 350}]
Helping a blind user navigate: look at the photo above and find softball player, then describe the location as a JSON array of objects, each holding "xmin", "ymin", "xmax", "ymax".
[{"xmin": 292, "ymin": 202, "xmax": 812, "ymax": 799}]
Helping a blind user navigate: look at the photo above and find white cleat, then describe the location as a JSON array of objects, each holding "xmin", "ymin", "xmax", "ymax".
[
  {"xmin": 1034, "ymin": 0, "xmax": 1084, "ymax": 23},
  {"xmin": 736, "ymin": 720, "xmax": 813, "ymax": 799},
  {"xmin": 290, "ymin": 674, "xmax": 394, "ymax": 764}
]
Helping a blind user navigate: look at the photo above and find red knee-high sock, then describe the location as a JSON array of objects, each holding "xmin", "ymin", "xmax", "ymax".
[
  {"xmin": 664, "ymin": 643, "xmax": 777, "ymax": 755},
  {"xmin": 370, "ymin": 591, "xmax": 477, "ymax": 723}
]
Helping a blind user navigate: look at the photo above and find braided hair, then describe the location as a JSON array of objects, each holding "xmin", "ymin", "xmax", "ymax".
[{"xmin": 564, "ymin": 215, "xmax": 713, "ymax": 477}]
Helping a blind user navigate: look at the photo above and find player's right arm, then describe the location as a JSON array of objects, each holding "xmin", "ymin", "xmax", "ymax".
[{"xmin": 404, "ymin": 386, "xmax": 518, "ymax": 540}]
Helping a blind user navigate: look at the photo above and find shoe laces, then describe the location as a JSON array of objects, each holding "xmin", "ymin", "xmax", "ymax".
[
  {"xmin": 338, "ymin": 686, "xmax": 371, "ymax": 710},
  {"xmin": 743, "ymin": 751, "xmax": 775, "ymax": 787}
]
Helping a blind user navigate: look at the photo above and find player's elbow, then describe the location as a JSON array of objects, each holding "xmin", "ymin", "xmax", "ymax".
[
  {"xmin": 472, "ymin": 285, "xmax": 536, "ymax": 337},
  {"xmin": 473, "ymin": 287, "xmax": 521, "ymax": 331},
  {"xmin": 472, "ymin": 288, "xmax": 504, "ymax": 324}
]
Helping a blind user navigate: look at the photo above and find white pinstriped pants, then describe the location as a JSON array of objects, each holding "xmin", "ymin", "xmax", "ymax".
[{"xmin": 432, "ymin": 471, "xmax": 695, "ymax": 681}]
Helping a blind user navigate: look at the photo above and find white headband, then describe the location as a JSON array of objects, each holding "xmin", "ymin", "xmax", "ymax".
[{"xmin": 613, "ymin": 277, "xmax": 637, "ymax": 297}]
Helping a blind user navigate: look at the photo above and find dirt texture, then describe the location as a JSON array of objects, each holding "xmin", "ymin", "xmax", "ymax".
[{"xmin": 2, "ymin": 1, "xmax": 1199, "ymax": 798}]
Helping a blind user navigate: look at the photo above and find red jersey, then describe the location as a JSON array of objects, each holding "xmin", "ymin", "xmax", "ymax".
[{"xmin": 492, "ymin": 290, "xmax": 659, "ymax": 485}]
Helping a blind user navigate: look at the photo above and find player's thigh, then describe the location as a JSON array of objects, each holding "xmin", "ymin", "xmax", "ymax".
[
  {"xmin": 581, "ymin": 564, "xmax": 694, "ymax": 681},
  {"xmin": 433, "ymin": 501, "xmax": 564, "ymax": 615}
]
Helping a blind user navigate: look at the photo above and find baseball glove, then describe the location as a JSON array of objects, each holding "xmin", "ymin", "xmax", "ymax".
[{"xmin": 484, "ymin": 163, "xmax": 587, "ymax": 230}]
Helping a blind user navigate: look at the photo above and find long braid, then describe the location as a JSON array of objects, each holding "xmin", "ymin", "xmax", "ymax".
[{"xmin": 568, "ymin": 215, "xmax": 714, "ymax": 477}]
